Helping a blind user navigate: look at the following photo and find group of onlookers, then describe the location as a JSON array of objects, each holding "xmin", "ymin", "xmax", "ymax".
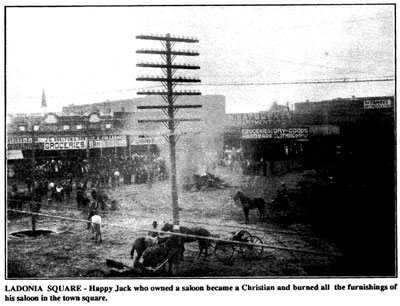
[
  {"xmin": 8, "ymin": 151, "xmax": 168, "ymax": 188},
  {"xmin": 89, "ymin": 152, "xmax": 168, "ymax": 187}
]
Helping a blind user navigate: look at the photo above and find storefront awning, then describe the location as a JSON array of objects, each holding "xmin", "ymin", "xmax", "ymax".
[{"xmin": 7, "ymin": 150, "xmax": 23, "ymax": 160}]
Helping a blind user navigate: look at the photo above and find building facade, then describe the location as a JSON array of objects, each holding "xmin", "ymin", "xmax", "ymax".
[
  {"xmin": 7, "ymin": 95, "xmax": 228, "ymax": 187},
  {"xmin": 225, "ymin": 96, "xmax": 395, "ymax": 177}
]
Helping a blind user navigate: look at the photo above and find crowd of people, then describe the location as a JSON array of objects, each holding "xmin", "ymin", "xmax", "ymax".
[
  {"xmin": 218, "ymin": 146, "xmax": 242, "ymax": 169},
  {"xmin": 218, "ymin": 146, "xmax": 267, "ymax": 175},
  {"xmin": 9, "ymin": 151, "xmax": 168, "ymax": 187},
  {"xmin": 88, "ymin": 152, "xmax": 168, "ymax": 187},
  {"xmin": 218, "ymin": 145, "xmax": 300, "ymax": 176},
  {"xmin": 7, "ymin": 151, "xmax": 168, "ymax": 213}
]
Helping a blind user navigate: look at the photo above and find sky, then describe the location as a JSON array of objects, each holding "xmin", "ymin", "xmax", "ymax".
[{"xmin": 5, "ymin": 5, "xmax": 395, "ymax": 114}]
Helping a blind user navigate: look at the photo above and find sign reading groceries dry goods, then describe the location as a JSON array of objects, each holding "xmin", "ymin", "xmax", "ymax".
[{"xmin": 242, "ymin": 127, "xmax": 309, "ymax": 139}]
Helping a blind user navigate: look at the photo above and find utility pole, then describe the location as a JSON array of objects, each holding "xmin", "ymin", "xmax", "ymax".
[
  {"xmin": 136, "ymin": 33, "xmax": 201, "ymax": 226},
  {"xmin": 86, "ymin": 121, "xmax": 90, "ymax": 160},
  {"xmin": 30, "ymin": 121, "xmax": 36, "ymax": 234}
]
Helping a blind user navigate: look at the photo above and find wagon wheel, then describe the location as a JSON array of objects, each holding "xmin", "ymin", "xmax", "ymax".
[
  {"xmin": 85, "ymin": 269, "xmax": 106, "ymax": 277},
  {"xmin": 235, "ymin": 230, "xmax": 251, "ymax": 241},
  {"xmin": 248, "ymin": 235, "xmax": 264, "ymax": 259},
  {"xmin": 236, "ymin": 235, "xmax": 253, "ymax": 258},
  {"xmin": 208, "ymin": 240, "xmax": 217, "ymax": 256},
  {"xmin": 213, "ymin": 242, "xmax": 235, "ymax": 262}
]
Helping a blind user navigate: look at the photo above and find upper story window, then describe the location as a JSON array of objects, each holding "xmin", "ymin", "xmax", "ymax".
[
  {"xmin": 105, "ymin": 123, "xmax": 112, "ymax": 129},
  {"xmin": 63, "ymin": 125, "xmax": 70, "ymax": 131},
  {"xmin": 76, "ymin": 124, "xmax": 83, "ymax": 130},
  {"xmin": 89, "ymin": 113, "xmax": 100, "ymax": 123},
  {"xmin": 18, "ymin": 126, "xmax": 26, "ymax": 132},
  {"xmin": 44, "ymin": 114, "xmax": 58, "ymax": 124},
  {"xmin": 33, "ymin": 125, "xmax": 40, "ymax": 131}
]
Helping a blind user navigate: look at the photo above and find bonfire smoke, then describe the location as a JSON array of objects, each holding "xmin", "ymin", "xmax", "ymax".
[{"xmin": 158, "ymin": 131, "xmax": 223, "ymax": 189}]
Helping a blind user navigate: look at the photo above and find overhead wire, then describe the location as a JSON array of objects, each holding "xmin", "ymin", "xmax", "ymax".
[
  {"xmin": 7, "ymin": 76, "xmax": 394, "ymax": 102},
  {"xmin": 7, "ymin": 181, "xmax": 340, "ymax": 247},
  {"xmin": 6, "ymin": 85, "xmax": 163, "ymax": 100},
  {"xmin": 6, "ymin": 196, "xmax": 321, "ymax": 237},
  {"xmin": 186, "ymin": 77, "xmax": 395, "ymax": 87},
  {"xmin": 7, "ymin": 208, "xmax": 341, "ymax": 257}
]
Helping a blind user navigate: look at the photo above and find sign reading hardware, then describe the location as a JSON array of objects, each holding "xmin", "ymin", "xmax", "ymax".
[{"xmin": 242, "ymin": 128, "xmax": 309, "ymax": 139}]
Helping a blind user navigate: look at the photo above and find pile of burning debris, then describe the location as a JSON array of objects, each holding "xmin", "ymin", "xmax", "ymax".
[{"xmin": 184, "ymin": 172, "xmax": 230, "ymax": 192}]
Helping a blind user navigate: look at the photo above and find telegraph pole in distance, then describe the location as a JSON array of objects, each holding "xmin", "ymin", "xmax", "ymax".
[{"xmin": 136, "ymin": 33, "xmax": 201, "ymax": 226}]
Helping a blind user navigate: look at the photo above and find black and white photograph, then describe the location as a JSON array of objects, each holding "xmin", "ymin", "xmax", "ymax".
[{"xmin": 3, "ymin": 2, "xmax": 396, "ymax": 291}]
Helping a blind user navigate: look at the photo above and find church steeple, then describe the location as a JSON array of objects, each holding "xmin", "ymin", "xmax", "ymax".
[{"xmin": 41, "ymin": 89, "xmax": 47, "ymax": 115}]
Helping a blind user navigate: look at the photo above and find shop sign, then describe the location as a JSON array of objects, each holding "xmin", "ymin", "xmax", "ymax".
[
  {"xmin": 89, "ymin": 135, "xmax": 127, "ymax": 148},
  {"xmin": 229, "ymin": 112, "xmax": 292, "ymax": 126},
  {"xmin": 7, "ymin": 143, "xmax": 44, "ymax": 150},
  {"xmin": 7, "ymin": 137, "xmax": 45, "ymax": 150},
  {"xmin": 42, "ymin": 136, "xmax": 87, "ymax": 150},
  {"xmin": 131, "ymin": 136, "xmax": 164, "ymax": 145},
  {"xmin": 309, "ymin": 125, "xmax": 340, "ymax": 136},
  {"xmin": 7, "ymin": 150, "xmax": 24, "ymax": 160},
  {"xmin": 363, "ymin": 98, "xmax": 392, "ymax": 109},
  {"xmin": 242, "ymin": 127, "xmax": 309, "ymax": 139},
  {"xmin": 7, "ymin": 137, "xmax": 33, "ymax": 144}
]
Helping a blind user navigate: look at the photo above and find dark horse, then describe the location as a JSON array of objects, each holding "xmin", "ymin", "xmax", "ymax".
[
  {"xmin": 142, "ymin": 236, "xmax": 184, "ymax": 275},
  {"xmin": 234, "ymin": 191, "xmax": 266, "ymax": 223},
  {"xmin": 130, "ymin": 236, "xmax": 162, "ymax": 266},
  {"xmin": 161, "ymin": 223, "xmax": 212, "ymax": 258}
]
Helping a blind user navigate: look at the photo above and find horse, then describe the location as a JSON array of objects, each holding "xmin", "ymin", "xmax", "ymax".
[
  {"xmin": 233, "ymin": 191, "xmax": 266, "ymax": 224},
  {"xmin": 130, "ymin": 236, "xmax": 162, "ymax": 266},
  {"xmin": 161, "ymin": 223, "xmax": 212, "ymax": 258},
  {"xmin": 142, "ymin": 236, "xmax": 184, "ymax": 275}
]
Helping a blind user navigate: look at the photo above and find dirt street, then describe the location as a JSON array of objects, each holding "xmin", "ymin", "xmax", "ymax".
[{"xmin": 7, "ymin": 168, "xmax": 341, "ymax": 278}]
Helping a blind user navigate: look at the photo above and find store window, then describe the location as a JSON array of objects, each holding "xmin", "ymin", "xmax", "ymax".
[
  {"xmin": 63, "ymin": 125, "xmax": 70, "ymax": 131},
  {"xmin": 18, "ymin": 126, "xmax": 25, "ymax": 132},
  {"xmin": 76, "ymin": 124, "xmax": 83, "ymax": 130}
]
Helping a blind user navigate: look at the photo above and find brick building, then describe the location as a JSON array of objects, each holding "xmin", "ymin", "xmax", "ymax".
[{"xmin": 7, "ymin": 95, "xmax": 228, "ymax": 187}]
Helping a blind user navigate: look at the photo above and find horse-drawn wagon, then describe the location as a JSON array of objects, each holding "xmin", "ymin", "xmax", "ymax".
[{"xmin": 210, "ymin": 230, "xmax": 264, "ymax": 262}]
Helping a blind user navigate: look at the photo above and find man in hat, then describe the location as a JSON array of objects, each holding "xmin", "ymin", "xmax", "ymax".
[
  {"xmin": 148, "ymin": 221, "xmax": 158, "ymax": 238},
  {"xmin": 144, "ymin": 221, "xmax": 159, "ymax": 246}
]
